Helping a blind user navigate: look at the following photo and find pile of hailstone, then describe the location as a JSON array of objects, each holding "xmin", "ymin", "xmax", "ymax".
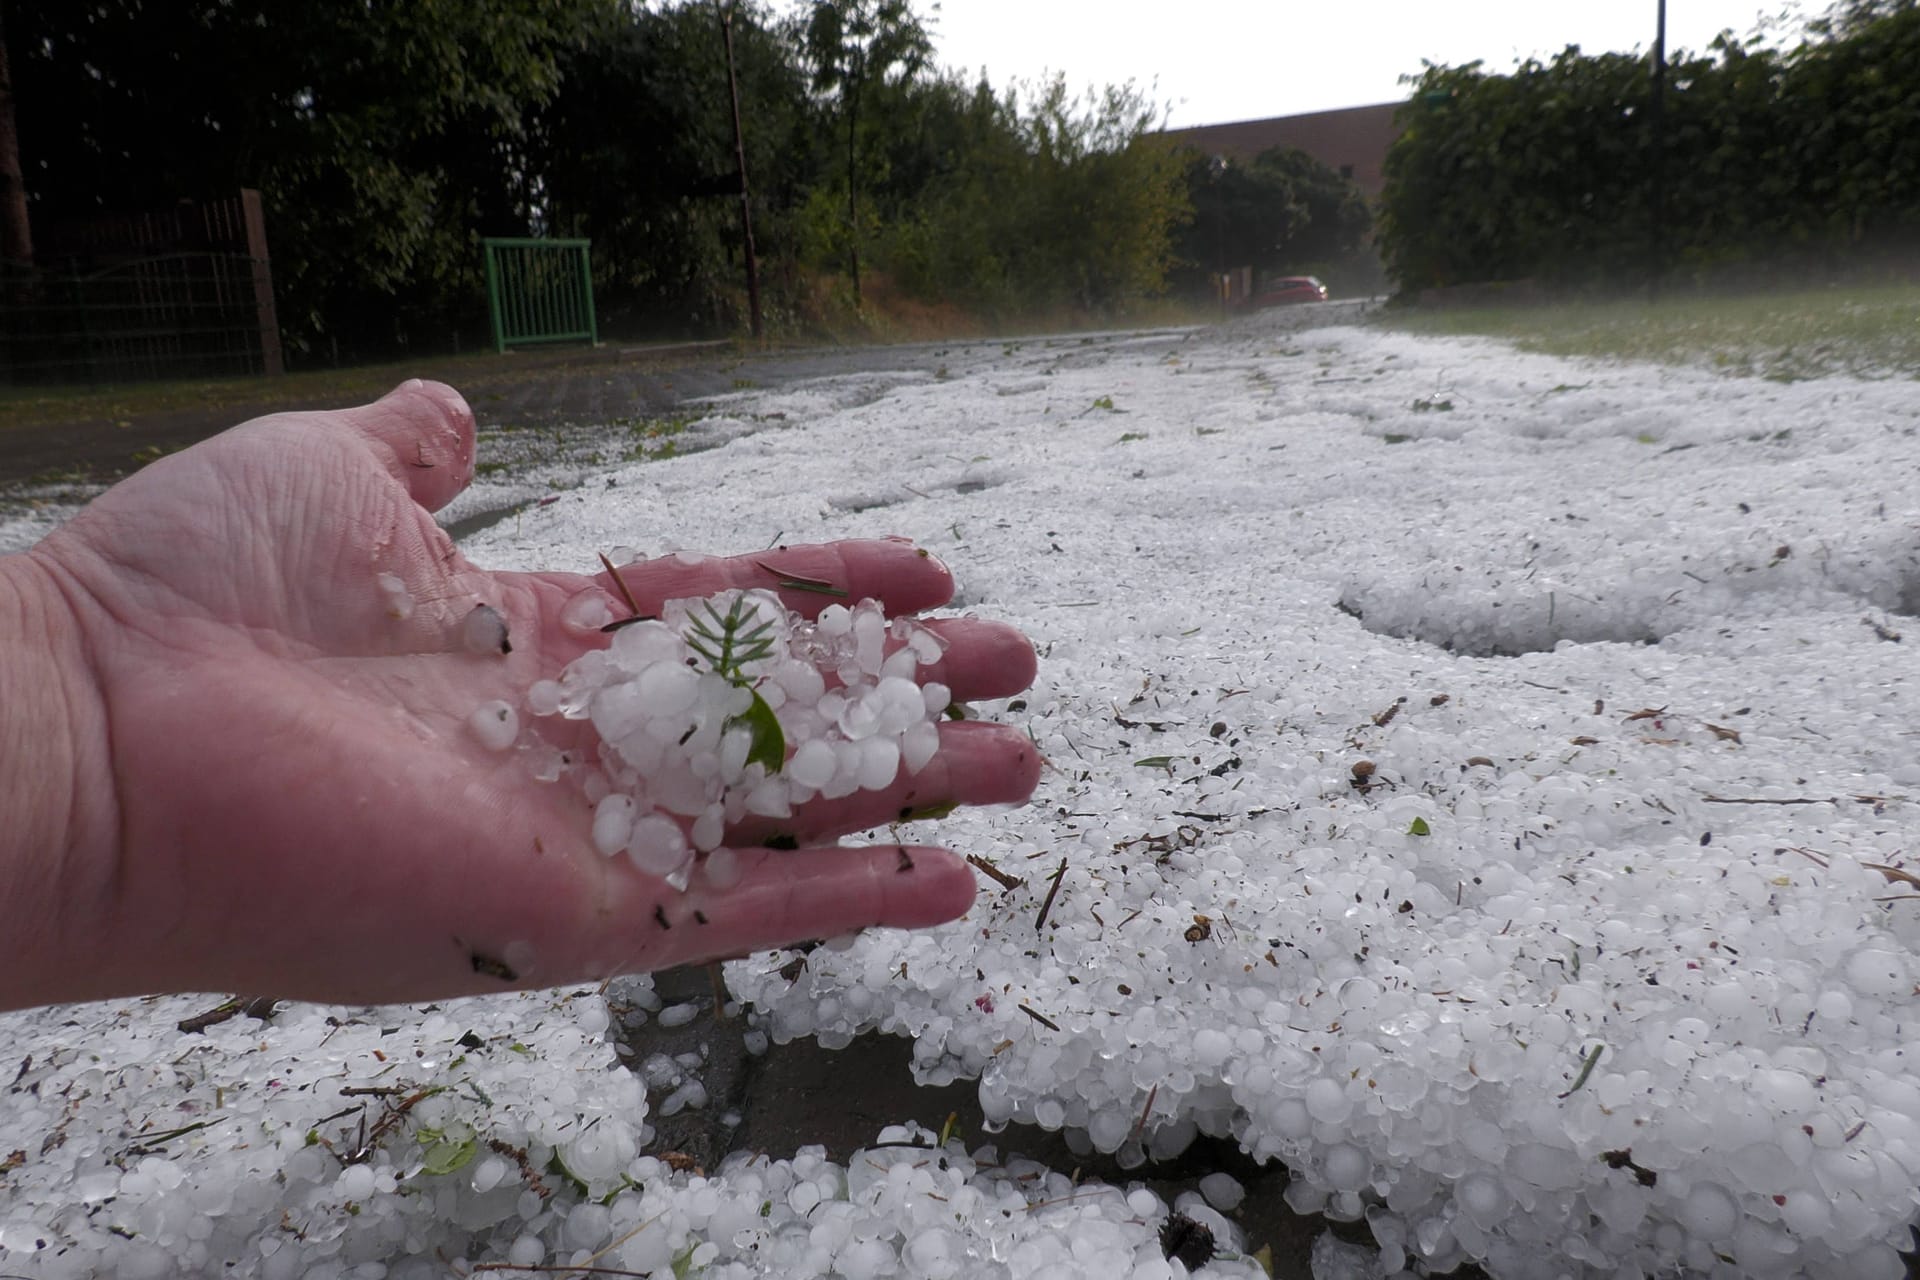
[
  {"xmin": 0, "ymin": 985, "xmax": 1263, "ymax": 1279},
  {"xmin": 480, "ymin": 589, "xmax": 950, "ymax": 883}
]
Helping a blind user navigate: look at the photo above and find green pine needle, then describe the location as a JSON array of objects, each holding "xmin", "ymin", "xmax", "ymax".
[
  {"xmin": 685, "ymin": 595, "xmax": 786, "ymax": 773},
  {"xmin": 686, "ymin": 597, "xmax": 777, "ymax": 681}
]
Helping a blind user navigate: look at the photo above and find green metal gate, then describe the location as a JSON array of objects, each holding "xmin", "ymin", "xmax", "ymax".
[{"xmin": 482, "ymin": 238, "xmax": 598, "ymax": 354}]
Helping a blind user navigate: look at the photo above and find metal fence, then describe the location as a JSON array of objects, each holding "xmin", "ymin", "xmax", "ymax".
[
  {"xmin": 0, "ymin": 189, "xmax": 283, "ymax": 387},
  {"xmin": 483, "ymin": 238, "xmax": 597, "ymax": 354},
  {"xmin": 1, "ymin": 253, "xmax": 274, "ymax": 385}
]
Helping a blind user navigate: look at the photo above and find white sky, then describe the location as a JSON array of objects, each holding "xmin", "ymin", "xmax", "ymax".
[{"xmin": 927, "ymin": 0, "xmax": 1813, "ymax": 126}]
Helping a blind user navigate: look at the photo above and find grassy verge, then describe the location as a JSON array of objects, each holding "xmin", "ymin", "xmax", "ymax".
[
  {"xmin": 1379, "ymin": 283, "xmax": 1920, "ymax": 381},
  {"xmin": 0, "ymin": 353, "xmax": 521, "ymax": 433},
  {"xmin": 0, "ymin": 290, "xmax": 1219, "ymax": 434}
]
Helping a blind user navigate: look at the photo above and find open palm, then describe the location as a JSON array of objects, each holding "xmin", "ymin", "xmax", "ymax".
[{"xmin": 25, "ymin": 381, "xmax": 1037, "ymax": 1005}]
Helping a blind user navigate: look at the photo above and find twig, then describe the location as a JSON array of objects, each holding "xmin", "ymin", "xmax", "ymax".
[
  {"xmin": 344, "ymin": 1086, "xmax": 439, "ymax": 1164},
  {"xmin": 1558, "ymin": 1043, "xmax": 1605, "ymax": 1099},
  {"xmin": 598, "ymin": 552, "xmax": 642, "ymax": 617},
  {"xmin": 488, "ymin": 1139, "xmax": 551, "ymax": 1199},
  {"xmin": 176, "ymin": 999, "xmax": 240, "ymax": 1034},
  {"xmin": 1017, "ymin": 1004, "xmax": 1060, "ymax": 1031},
  {"xmin": 967, "ymin": 854, "xmax": 1025, "ymax": 891},
  {"xmin": 1130, "ymin": 1084, "xmax": 1159, "ymax": 1143},
  {"xmin": 472, "ymin": 1267, "xmax": 654, "ymax": 1277},
  {"xmin": 754, "ymin": 559, "xmax": 847, "ymax": 597},
  {"xmin": 1034, "ymin": 857, "xmax": 1068, "ymax": 934},
  {"xmin": 1704, "ymin": 794, "xmax": 1900, "ymax": 806}
]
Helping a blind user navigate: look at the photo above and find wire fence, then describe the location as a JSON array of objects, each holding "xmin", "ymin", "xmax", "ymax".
[
  {"xmin": 1, "ymin": 252, "xmax": 275, "ymax": 385},
  {"xmin": 2, "ymin": 189, "xmax": 283, "ymax": 388}
]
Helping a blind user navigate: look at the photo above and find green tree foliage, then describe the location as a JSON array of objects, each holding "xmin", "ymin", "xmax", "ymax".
[
  {"xmin": 534, "ymin": 2, "xmax": 814, "ymax": 334},
  {"xmin": 9, "ymin": 0, "xmax": 609, "ymax": 357},
  {"xmin": 877, "ymin": 76, "xmax": 1190, "ymax": 316},
  {"xmin": 1379, "ymin": 0, "xmax": 1920, "ymax": 292},
  {"xmin": 800, "ymin": 0, "xmax": 933, "ymax": 306},
  {"xmin": 12, "ymin": 0, "xmax": 1217, "ymax": 357},
  {"xmin": 1175, "ymin": 145, "xmax": 1372, "ymax": 285}
]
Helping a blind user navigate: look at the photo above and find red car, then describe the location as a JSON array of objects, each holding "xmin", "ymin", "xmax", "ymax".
[{"xmin": 1246, "ymin": 275, "xmax": 1329, "ymax": 308}]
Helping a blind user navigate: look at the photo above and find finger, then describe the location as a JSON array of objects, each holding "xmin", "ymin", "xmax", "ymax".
[
  {"xmin": 667, "ymin": 844, "xmax": 978, "ymax": 964},
  {"xmin": 513, "ymin": 573, "xmax": 1034, "ymax": 701},
  {"xmin": 600, "ymin": 538, "xmax": 955, "ymax": 620},
  {"xmin": 728, "ymin": 720, "xmax": 1042, "ymax": 847},
  {"xmin": 913, "ymin": 618, "xmax": 1037, "ymax": 703},
  {"xmin": 342, "ymin": 380, "xmax": 477, "ymax": 513}
]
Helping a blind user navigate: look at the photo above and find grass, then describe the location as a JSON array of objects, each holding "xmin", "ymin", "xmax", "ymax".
[
  {"xmin": 1379, "ymin": 282, "xmax": 1920, "ymax": 381},
  {"xmin": 0, "ymin": 340, "xmax": 741, "ymax": 434},
  {"xmin": 0, "ymin": 353, "xmax": 516, "ymax": 433}
]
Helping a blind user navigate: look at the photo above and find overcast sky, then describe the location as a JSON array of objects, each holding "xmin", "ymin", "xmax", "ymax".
[{"xmin": 925, "ymin": 1, "xmax": 1812, "ymax": 126}]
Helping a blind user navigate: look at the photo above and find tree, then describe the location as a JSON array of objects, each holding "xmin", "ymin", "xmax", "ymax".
[
  {"xmin": 801, "ymin": 0, "xmax": 931, "ymax": 306},
  {"xmin": 534, "ymin": 1, "xmax": 813, "ymax": 335},
  {"xmin": 8, "ymin": 0, "xmax": 610, "ymax": 358},
  {"xmin": 0, "ymin": 5, "xmax": 31, "ymax": 267},
  {"xmin": 1176, "ymin": 145, "xmax": 1370, "ymax": 289}
]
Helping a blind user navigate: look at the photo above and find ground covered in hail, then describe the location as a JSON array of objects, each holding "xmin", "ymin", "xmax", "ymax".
[{"xmin": 3, "ymin": 312, "xmax": 1919, "ymax": 1279}]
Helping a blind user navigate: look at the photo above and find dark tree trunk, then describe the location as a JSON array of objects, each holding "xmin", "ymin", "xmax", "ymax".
[
  {"xmin": 846, "ymin": 78, "xmax": 861, "ymax": 307},
  {"xmin": 0, "ymin": 6, "xmax": 33, "ymax": 267},
  {"xmin": 719, "ymin": 3, "xmax": 762, "ymax": 338}
]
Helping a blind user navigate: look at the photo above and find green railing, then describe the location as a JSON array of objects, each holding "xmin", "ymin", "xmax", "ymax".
[{"xmin": 482, "ymin": 238, "xmax": 598, "ymax": 354}]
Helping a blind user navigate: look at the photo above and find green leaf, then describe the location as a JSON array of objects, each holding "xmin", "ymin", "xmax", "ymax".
[
  {"xmin": 731, "ymin": 689, "xmax": 787, "ymax": 774},
  {"xmin": 1134, "ymin": 756, "xmax": 1176, "ymax": 769},
  {"xmin": 1407, "ymin": 816, "xmax": 1432, "ymax": 836},
  {"xmin": 419, "ymin": 1136, "xmax": 477, "ymax": 1177}
]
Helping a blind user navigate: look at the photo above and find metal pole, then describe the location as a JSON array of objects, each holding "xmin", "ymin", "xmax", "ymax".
[
  {"xmin": 1649, "ymin": 0, "xmax": 1667, "ymax": 300},
  {"xmin": 1211, "ymin": 155, "xmax": 1228, "ymax": 319},
  {"xmin": 719, "ymin": 3, "xmax": 763, "ymax": 338}
]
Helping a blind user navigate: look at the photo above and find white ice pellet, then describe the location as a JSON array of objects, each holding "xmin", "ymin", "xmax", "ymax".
[
  {"xmin": 461, "ymin": 603, "xmax": 511, "ymax": 655},
  {"xmin": 636, "ymin": 662, "xmax": 700, "ymax": 717},
  {"xmin": 469, "ymin": 702, "xmax": 518, "ymax": 751},
  {"xmin": 592, "ymin": 795, "xmax": 636, "ymax": 857},
  {"xmin": 901, "ymin": 720, "xmax": 941, "ymax": 774},
  {"xmin": 560, "ymin": 589, "xmax": 616, "ymax": 633},
  {"xmin": 1322, "ymin": 1143, "xmax": 1370, "ymax": 1193},
  {"xmin": 1844, "ymin": 948, "xmax": 1910, "ymax": 998},
  {"xmin": 375, "ymin": 571, "xmax": 413, "ymax": 619},
  {"xmin": 1198, "ymin": 1171, "xmax": 1244, "ymax": 1211},
  {"xmin": 856, "ymin": 737, "xmax": 900, "ymax": 791},
  {"xmin": 690, "ymin": 807, "xmax": 725, "ymax": 852},
  {"xmin": 656, "ymin": 1003, "xmax": 700, "ymax": 1029},
  {"xmin": 1680, "ymin": 1181, "xmax": 1741, "ymax": 1240},
  {"xmin": 526, "ymin": 679, "xmax": 563, "ymax": 716},
  {"xmin": 703, "ymin": 845, "xmax": 742, "ymax": 890},
  {"xmin": 627, "ymin": 815, "xmax": 691, "ymax": 879},
  {"xmin": 788, "ymin": 739, "xmax": 838, "ymax": 789}
]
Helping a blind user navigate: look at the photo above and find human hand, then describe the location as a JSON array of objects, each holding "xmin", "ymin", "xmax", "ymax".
[{"xmin": 0, "ymin": 381, "xmax": 1038, "ymax": 1009}]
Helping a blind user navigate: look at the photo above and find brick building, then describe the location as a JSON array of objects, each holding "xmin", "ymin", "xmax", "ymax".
[{"xmin": 1160, "ymin": 101, "xmax": 1403, "ymax": 199}]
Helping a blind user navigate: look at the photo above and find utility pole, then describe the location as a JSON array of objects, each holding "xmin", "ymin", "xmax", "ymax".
[
  {"xmin": 0, "ymin": 4, "xmax": 34, "ymax": 269},
  {"xmin": 1649, "ymin": 0, "xmax": 1667, "ymax": 301},
  {"xmin": 719, "ymin": 1, "xmax": 763, "ymax": 339}
]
